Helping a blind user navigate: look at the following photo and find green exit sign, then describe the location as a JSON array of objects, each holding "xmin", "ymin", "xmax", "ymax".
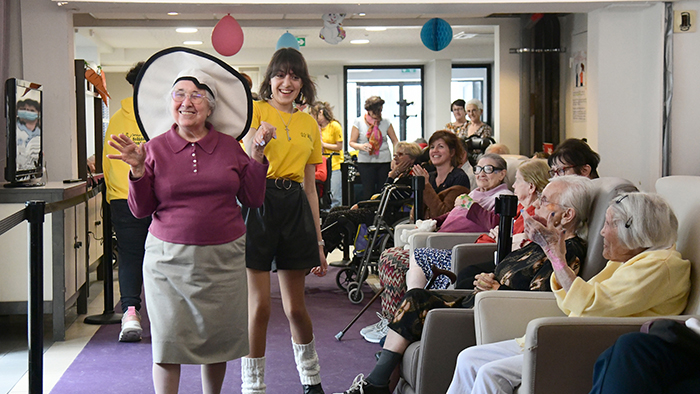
[{"xmin": 297, "ymin": 37, "xmax": 306, "ymax": 47}]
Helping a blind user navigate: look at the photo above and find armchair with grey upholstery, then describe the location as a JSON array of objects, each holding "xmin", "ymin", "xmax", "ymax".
[
  {"xmin": 471, "ymin": 175, "xmax": 700, "ymax": 394},
  {"xmin": 395, "ymin": 177, "xmax": 637, "ymax": 394},
  {"xmin": 391, "ymin": 155, "xmax": 531, "ymax": 279}
]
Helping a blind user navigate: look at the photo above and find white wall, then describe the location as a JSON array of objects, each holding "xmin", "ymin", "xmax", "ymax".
[
  {"xmin": 424, "ymin": 59, "xmax": 453, "ymax": 138},
  {"xmin": 670, "ymin": 0, "xmax": 700, "ymax": 176},
  {"xmin": 588, "ymin": 3, "xmax": 665, "ymax": 191},
  {"xmin": 104, "ymin": 71, "xmax": 134, "ymax": 119},
  {"xmin": 21, "ymin": 0, "xmax": 77, "ymax": 182},
  {"xmin": 494, "ymin": 21, "xmax": 521, "ymax": 154}
]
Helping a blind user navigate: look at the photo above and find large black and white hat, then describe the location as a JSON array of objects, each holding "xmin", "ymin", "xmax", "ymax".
[{"xmin": 133, "ymin": 47, "xmax": 252, "ymax": 141}]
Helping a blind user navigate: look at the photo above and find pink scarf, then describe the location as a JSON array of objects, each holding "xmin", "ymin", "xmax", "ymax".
[{"xmin": 364, "ymin": 113, "xmax": 382, "ymax": 156}]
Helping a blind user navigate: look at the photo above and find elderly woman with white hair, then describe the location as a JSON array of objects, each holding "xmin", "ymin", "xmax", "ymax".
[
  {"xmin": 457, "ymin": 98, "xmax": 493, "ymax": 166},
  {"xmin": 339, "ymin": 175, "xmax": 590, "ymax": 394},
  {"xmin": 109, "ymin": 64, "xmax": 272, "ymax": 393},
  {"xmin": 447, "ymin": 191, "xmax": 692, "ymax": 394}
]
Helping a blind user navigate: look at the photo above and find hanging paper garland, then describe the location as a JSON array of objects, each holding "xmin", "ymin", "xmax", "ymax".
[
  {"xmin": 420, "ymin": 18, "xmax": 452, "ymax": 51},
  {"xmin": 211, "ymin": 14, "xmax": 244, "ymax": 57},
  {"xmin": 276, "ymin": 31, "xmax": 300, "ymax": 51}
]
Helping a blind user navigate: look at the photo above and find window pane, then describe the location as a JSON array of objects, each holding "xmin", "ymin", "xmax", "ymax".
[
  {"xmin": 346, "ymin": 67, "xmax": 423, "ymax": 147},
  {"xmin": 451, "ymin": 66, "xmax": 489, "ymax": 122}
]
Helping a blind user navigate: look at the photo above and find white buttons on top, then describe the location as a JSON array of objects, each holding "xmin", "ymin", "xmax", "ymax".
[{"xmin": 190, "ymin": 144, "xmax": 198, "ymax": 173}]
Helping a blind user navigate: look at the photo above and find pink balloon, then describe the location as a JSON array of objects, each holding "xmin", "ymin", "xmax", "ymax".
[{"xmin": 212, "ymin": 15, "xmax": 244, "ymax": 57}]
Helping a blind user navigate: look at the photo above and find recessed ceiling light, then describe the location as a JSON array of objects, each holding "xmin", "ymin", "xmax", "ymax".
[
  {"xmin": 358, "ymin": 13, "xmax": 366, "ymax": 17},
  {"xmin": 183, "ymin": 40, "xmax": 203, "ymax": 45},
  {"xmin": 365, "ymin": 27, "xmax": 386, "ymax": 32},
  {"xmin": 350, "ymin": 39, "xmax": 370, "ymax": 45},
  {"xmin": 167, "ymin": 12, "xmax": 179, "ymax": 16},
  {"xmin": 176, "ymin": 27, "xmax": 198, "ymax": 34}
]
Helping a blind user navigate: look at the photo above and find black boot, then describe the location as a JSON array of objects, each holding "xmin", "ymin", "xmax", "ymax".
[{"xmin": 303, "ymin": 383, "xmax": 325, "ymax": 394}]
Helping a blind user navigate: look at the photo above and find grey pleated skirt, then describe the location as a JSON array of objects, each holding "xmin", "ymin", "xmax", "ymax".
[{"xmin": 143, "ymin": 233, "xmax": 249, "ymax": 364}]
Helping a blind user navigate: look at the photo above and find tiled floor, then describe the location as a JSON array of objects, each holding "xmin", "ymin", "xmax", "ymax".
[
  {"xmin": 1, "ymin": 273, "xmax": 111, "ymax": 394},
  {"xmin": 0, "ymin": 248, "xmax": 350, "ymax": 394}
]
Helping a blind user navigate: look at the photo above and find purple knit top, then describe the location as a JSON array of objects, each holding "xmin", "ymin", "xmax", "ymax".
[{"xmin": 128, "ymin": 125, "xmax": 268, "ymax": 245}]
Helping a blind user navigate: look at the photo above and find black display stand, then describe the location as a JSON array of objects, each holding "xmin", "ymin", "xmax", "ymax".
[{"xmin": 83, "ymin": 191, "xmax": 120, "ymax": 325}]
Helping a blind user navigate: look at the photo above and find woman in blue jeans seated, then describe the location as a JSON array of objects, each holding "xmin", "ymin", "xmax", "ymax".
[
  {"xmin": 339, "ymin": 175, "xmax": 593, "ymax": 394},
  {"xmin": 589, "ymin": 317, "xmax": 700, "ymax": 394},
  {"xmin": 447, "ymin": 191, "xmax": 692, "ymax": 394}
]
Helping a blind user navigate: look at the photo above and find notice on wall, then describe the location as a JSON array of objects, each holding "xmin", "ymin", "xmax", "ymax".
[{"xmin": 573, "ymin": 51, "xmax": 587, "ymax": 123}]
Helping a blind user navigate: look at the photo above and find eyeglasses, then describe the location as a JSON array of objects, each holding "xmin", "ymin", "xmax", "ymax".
[
  {"xmin": 548, "ymin": 165, "xmax": 576, "ymax": 177},
  {"xmin": 474, "ymin": 165, "xmax": 504, "ymax": 175},
  {"xmin": 615, "ymin": 194, "xmax": 633, "ymax": 228},
  {"xmin": 537, "ymin": 192, "xmax": 564, "ymax": 208},
  {"xmin": 172, "ymin": 90, "xmax": 206, "ymax": 104}
]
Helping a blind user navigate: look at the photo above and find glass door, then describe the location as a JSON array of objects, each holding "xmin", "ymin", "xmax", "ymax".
[{"xmin": 345, "ymin": 67, "xmax": 423, "ymax": 149}]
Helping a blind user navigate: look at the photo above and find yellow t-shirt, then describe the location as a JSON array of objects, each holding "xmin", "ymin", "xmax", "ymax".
[
  {"xmin": 251, "ymin": 101, "xmax": 322, "ymax": 183},
  {"xmin": 103, "ymin": 97, "xmax": 147, "ymax": 202},
  {"xmin": 321, "ymin": 120, "xmax": 344, "ymax": 171}
]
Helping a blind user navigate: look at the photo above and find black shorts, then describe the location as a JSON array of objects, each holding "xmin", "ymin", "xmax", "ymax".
[{"xmin": 243, "ymin": 179, "xmax": 321, "ymax": 271}]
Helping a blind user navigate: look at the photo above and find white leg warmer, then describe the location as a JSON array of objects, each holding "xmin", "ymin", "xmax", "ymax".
[
  {"xmin": 241, "ymin": 356, "xmax": 266, "ymax": 394},
  {"xmin": 292, "ymin": 337, "xmax": 322, "ymax": 385}
]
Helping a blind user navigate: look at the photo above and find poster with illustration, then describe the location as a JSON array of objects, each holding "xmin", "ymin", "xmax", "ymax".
[{"xmin": 573, "ymin": 51, "xmax": 587, "ymax": 123}]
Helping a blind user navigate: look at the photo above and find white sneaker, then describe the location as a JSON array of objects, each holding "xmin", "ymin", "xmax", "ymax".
[
  {"xmin": 361, "ymin": 313, "xmax": 389, "ymax": 343},
  {"xmin": 119, "ymin": 306, "xmax": 142, "ymax": 342},
  {"xmin": 359, "ymin": 312, "xmax": 388, "ymax": 337}
]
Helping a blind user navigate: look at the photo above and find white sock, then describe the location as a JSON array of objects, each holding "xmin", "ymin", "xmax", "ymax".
[
  {"xmin": 292, "ymin": 336, "xmax": 322, "ymax": 386},
  {"xmin": 241, "ymin": 356, "xmax": 266, "ymax": 394}
]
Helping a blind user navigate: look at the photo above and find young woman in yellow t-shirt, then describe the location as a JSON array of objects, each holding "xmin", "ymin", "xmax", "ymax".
[
  {"xmin": 241, "ymin": 48, "xmax": 327, "ymax": 394},
  {"xmin": 310, "ymin": 101, "xmax": 344, "ymax": 207}
]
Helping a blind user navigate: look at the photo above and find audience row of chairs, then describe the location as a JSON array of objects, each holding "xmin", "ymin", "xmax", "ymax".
[{"xmin": 391, "ymin": 175, "xmax": 700, "ymax": 394}]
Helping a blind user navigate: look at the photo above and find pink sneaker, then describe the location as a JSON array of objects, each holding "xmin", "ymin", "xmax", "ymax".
[{"xmin": 119, "ymin": 306, "xmax": 142, "ymax": 342}]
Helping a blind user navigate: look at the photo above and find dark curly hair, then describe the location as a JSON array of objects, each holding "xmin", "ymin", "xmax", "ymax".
[
  {"xmin": 258, "ymin": 48, "xmax": 316, "ymax": 105},
  {"xmin": 125, "ymin": 61, "xmax": 145, "ymax": 86}
]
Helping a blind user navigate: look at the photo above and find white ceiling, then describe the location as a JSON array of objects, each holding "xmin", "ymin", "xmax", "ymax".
[{"xmin": 65, "ymin": 0, "xmax": 654, "ymax": 70}]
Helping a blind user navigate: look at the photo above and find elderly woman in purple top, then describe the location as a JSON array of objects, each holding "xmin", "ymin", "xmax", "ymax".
[{"xmin": 108, "ymin": 69, "xmax": 273, "ymax": 394}]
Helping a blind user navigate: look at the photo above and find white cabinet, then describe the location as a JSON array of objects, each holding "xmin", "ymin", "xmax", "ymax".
[{"xmin": 0, "ymin": 181, "xmax": 102, "ymax": 340}]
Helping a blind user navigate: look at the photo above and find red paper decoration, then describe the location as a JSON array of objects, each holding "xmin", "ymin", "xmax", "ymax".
[{"xmin": 212, "ymin": 14, "xmax": 244, "ymax": 57}]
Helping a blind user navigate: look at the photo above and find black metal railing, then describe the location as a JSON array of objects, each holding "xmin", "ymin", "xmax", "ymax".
[{"xmin": 0, "ymin": 180, "xmax": 106, "ymax": 394}]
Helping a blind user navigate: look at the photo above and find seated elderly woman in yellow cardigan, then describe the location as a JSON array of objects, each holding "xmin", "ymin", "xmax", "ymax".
[{"xmin": 447, "ymin": 191, "xmax": 692, "ymax": 394}]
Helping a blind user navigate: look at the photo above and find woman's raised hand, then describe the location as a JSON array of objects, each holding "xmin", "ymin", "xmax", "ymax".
[
  {"xmin": 107, "ymin": 134, "xmax": 146, "ymax": 178},
  {"xmin": 251, "ymin": 121, "xmax": 276, "ymax": 163},
  {"xmin": 411, "ymin": 164, "xmax": 430, "ymax": 185},
  {"xmin": 522, "ymin": 210, "xmax": 566, "ymax": 257},
  {"xmin": 253, "ymin": 121, "xmax": 277, "ymax": 148},
  {"xmin": 392, "ymin": 154, "xmax": 413, "ymax": 175}
]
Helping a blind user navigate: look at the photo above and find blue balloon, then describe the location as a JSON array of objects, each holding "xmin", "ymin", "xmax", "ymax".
[
  {"xmin": 420, "ymin": 18, "xmax": 452, "ymax": 51},
  {"xmin": 276, "ymin": 32, "xmax": 300, "ymax": 51}
]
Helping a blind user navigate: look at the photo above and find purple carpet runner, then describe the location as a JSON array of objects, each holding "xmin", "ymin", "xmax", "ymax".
[{"xmin": 50, "ymin": 267, "xmax": 382, "ymax": 393}]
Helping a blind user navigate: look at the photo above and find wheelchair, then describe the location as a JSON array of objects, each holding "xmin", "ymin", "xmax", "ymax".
[{"xmin": 331, "ymin": 182, "xmax": 414, "ymax": 304}]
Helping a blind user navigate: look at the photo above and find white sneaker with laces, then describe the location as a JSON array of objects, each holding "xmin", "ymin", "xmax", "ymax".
[
  {"xmin": 359, "ymin": 312, "xmax": 388, "ymax": 337},
  {"xmin": 119, "ymin": 306, "xmax": 142, "ymax": 342},
  {"xmin": 361, "ymin": 313, "xmax": 389, "ymax": 344}
]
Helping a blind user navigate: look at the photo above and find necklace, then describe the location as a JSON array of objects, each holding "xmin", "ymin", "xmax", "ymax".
[{"xmin": 273, "ymin": 105, "xmax": 293, "ymax": 141}]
